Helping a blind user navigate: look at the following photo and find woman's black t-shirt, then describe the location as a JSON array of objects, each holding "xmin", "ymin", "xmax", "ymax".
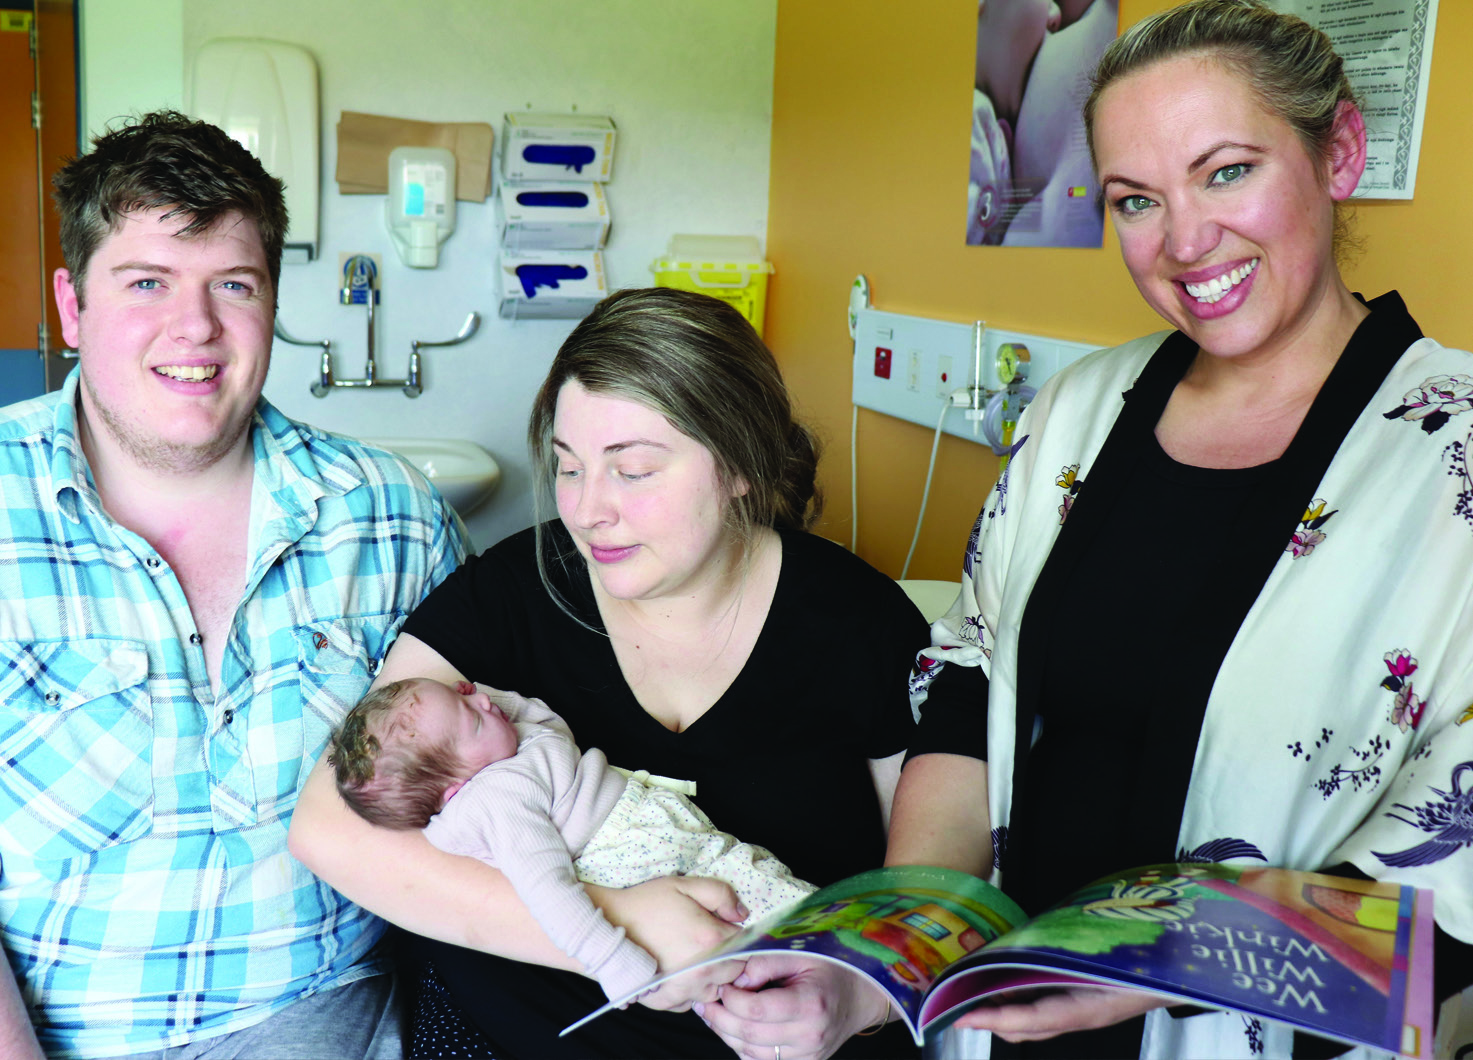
[{"xmin": 399, "ymin": 522, "xmax": 928, "ymax": 1058}]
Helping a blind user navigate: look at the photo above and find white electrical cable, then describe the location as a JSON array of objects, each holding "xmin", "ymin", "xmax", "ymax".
[
  {"xmin": 847, "ymin": 275, "xmax": 870, "ymax": 554},
  {"xmin": 850, "ymin": 403, "xmax": 859, "ymax": 552},
  {"xmin": 901, "ymin": 400, "xmax": 951, "ymax": 580}
]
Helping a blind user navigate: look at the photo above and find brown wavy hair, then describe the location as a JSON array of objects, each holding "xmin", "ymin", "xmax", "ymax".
[
  {"xmin": 52, "ymin": 110, "xmax": 289, "ymax": 306},
  {"xmin": 527, "ymin": 287, "xmax": 822, "ymax": 606}
]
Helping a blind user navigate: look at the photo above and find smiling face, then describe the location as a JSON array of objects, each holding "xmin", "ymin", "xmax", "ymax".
[
  {"xmin": 552, "ymin": 381, "xmax": 742, "ymax": 604},
  {"xmin": 54, "ymin": 207, "xmax": 275, "ymax": 474},
  {"xmin": 1092, "ymin": 53, "xmax": 1365, "ymax": 367},
  {"xmin": 401, "ymin": 678, "xmax": 521, "ymax": 782}
]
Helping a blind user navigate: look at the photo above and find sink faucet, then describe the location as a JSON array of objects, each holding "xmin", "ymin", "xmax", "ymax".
[
  {"xmin": 340, "ymin": 254, "xmax": 381, "ymax": 385},
  {"xmin": 273, "ymin": 253, "xmax": 480, "ymax": 398}
]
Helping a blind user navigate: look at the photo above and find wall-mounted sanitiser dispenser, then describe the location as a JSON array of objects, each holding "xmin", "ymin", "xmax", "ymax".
[
  {"xmin": 189, "ymin": 38, "xmax": 319, "ymax": 263},
  {"xmin": 386, "ymin": 146, "xmax": 457, "ymax": 268}
]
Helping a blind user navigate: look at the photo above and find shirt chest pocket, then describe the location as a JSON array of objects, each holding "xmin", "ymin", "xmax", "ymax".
[
  {"xmin": 295, "ymin": 613, "xmax": 404, "ymax": 773},
  {"xmin": 0, "ymin": 640, "xmax": 153, "ymax": 861}
]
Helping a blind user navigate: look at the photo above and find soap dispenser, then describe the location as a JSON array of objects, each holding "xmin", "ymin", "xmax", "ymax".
[{"xmin": 386, "ymin": 145, "xmax": 457, "ymax": 267}]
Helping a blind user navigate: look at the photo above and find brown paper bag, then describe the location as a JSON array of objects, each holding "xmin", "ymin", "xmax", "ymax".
[{"xmin": 335, "ymin": 111, "xmax": 494, "ymax": 202}]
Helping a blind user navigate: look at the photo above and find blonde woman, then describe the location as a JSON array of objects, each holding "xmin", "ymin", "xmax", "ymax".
[{"xmin": 901, "ymin": 2, "xmax": 1473, "ymax": 1056}]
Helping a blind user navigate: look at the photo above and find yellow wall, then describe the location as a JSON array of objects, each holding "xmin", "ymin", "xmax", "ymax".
[{"xmin": 766, "ymin": 1, "xmax": 1473, "ymax": 580}]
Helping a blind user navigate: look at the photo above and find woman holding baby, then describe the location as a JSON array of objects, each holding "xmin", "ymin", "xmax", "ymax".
[{"xmin": 292, "ymin": 286, "xmax": 931, "ymax": 1059}]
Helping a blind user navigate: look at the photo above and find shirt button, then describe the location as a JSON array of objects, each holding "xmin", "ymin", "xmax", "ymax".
[
  {"xmin": 223, "ymin": 709, "xmax": 234, "ymax": 725},
  {"xmin": 44, "ymin": 691, "xmax": 60, "ymax": 705},
  {"xmin": 145, "ymin": 556, "xmax": 161, "ymax": 569},
  {"xmin": 189, "ymin": 633, "xmax": 203, "ymax": 646},
  {"xmin": 368, "ymin": 658, "xmax": 380, "ymax": 675}
]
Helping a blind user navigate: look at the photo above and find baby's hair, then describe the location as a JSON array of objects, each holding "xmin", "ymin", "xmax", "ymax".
[{"xmin": 329, "ymin": 679, "xmax": 465, "ymax": 830}]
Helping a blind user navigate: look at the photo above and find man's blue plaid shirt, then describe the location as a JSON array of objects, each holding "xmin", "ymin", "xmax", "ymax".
[{"xmin": 0, "ymin": 370, "xmax": 467, "ymax": 1057}]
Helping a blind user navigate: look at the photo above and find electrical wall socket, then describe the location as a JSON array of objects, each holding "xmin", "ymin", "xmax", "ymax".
[{"xmin": 851, "ymin": 307, "xmax": 1103, "ymax": 445}]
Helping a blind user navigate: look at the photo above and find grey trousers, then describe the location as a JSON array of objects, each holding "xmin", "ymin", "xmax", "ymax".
[{"xmin": 96, "ymin": 972, "xmax": 402, "ymax": 1060}]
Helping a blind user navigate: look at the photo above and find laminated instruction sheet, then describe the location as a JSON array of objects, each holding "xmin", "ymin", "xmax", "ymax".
[{"xmin": 1265, "ymin": 0, "xmax": 1439, "ymax": 199}]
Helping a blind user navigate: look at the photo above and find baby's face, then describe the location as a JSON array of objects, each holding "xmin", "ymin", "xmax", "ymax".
[{"xmin": 404, "ymin": 678, "xmax": 520, "ymax": 776}]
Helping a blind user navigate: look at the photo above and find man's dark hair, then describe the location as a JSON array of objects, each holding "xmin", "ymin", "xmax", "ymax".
[{"xmin": 52, "ymin": 110, "xmax": 289, "ymax": 306}]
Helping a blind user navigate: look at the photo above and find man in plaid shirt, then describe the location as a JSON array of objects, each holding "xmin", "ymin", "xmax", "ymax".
[{"xmin": 0, "ymin": 112, "xmax": 466, "ymax": 1058}]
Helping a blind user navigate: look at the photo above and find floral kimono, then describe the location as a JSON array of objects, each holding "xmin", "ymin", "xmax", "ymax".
[{"xmin": 917, "ymin": 294, "xmax": 1473, "ymax": 1059}]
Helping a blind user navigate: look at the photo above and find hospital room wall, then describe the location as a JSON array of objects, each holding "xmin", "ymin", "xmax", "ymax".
[
  {"xmin": 73, "ymin": 0, "xmax": 777, "ymax": 554},
  {"xmin": 766, "ymin": 1, "xmax": 1473, "ymax": 581}
]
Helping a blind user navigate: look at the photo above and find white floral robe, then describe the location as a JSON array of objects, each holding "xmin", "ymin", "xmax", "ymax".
[{"xmin": 919, "ymin": 296, "xmax": 1473, "ymax": 1059}]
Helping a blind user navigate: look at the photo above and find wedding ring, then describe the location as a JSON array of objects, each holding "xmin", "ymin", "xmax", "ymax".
[{"xmin": 773, "ymin": 1047, "xmax": 781, "ymax": 1060}]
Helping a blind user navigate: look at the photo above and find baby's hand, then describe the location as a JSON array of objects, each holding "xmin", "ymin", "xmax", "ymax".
[{"xmin": 469, "ymin": 682, "xmax": 538, "ymax": 722}]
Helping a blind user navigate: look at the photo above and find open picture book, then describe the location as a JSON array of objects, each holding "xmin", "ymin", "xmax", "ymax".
[{"xmin": 561, "ymin": 862, "xmax": 1435, "ymax": 1056}]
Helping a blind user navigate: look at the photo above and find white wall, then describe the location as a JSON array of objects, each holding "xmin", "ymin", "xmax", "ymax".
[
  {"xmin": 79, "ymin": 0, "xmax": 185, "ymax": 139},
  {"xmin": 82, "ymin": 0, "xmax": 777, "ymax": 552}
]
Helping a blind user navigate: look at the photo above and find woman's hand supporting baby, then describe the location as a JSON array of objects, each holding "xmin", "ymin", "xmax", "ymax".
[
  {"xmin": 694, "ymin": 955, "xmax": 893, "ymax": 1060},
  {"xmin": 595, "ymin": 877, "xmax": 895, "ymax": 1058},
  {"xmin": 588, "ymin": 876, "xmax": 747, "ymax": 1010}
]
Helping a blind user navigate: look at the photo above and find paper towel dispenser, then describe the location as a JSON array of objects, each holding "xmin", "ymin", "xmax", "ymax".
[{"xmin": 189, "ymin": 38, "xmax": 319, "ymax": 263}]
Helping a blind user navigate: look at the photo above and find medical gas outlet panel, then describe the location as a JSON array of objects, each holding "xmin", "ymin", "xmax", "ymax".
[{"xmin": 851, "ymin": 307, "xmax": 1101, "ymax": 446}]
